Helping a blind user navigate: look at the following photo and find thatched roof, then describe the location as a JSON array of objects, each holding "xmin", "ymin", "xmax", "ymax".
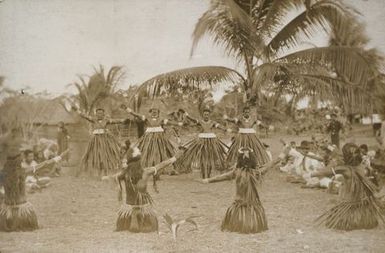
[{"xmin": 0, "ymin": 96, "xmax": 78, "ymax": 125}]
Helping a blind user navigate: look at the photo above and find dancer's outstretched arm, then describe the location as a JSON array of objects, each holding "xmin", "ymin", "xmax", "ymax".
[
  {"xmin": 223, "ymin": 115, "xmax": 238, "ymax": 124},
  {"xmin": 202, "ymin": 166, "xmax": 236, "ymax": 183},
  {"xmin": 142, "ymin": 151, "xmax": 183, "ymax": 182},
  {"xmin": 24, "ymin": 149, "xmax": 70, "ymax": 175},
  {"xmin": 121, "ymin": 104, "xmax": 146, "ymax": 121},
  {"xmin": 75, "ymin": 109, "xmax": 94, "ymax": 123},
  {"xmin": 214, "ymin": 122, "xmax": 232, "ymax": 133},
  {"xmin": 106, "ymin": 118, "xmax": 130, "ymax": 124}
]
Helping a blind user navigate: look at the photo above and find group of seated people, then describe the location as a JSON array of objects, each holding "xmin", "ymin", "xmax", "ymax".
[
  {"xmin": 0, "ymin": 138, "xmax": 65, "ymax": 202},
  {"xmin": 277, "ymin": 138, "xmax": 381, "ymax": 194}
]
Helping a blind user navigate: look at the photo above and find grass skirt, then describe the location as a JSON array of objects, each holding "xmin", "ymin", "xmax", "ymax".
[
  {"xmin": 316, "ymin": 198, "xmax": 384, "ymax": 230},
  {"xmin": 137, "ymin": 132, "xmax": 175, "ymax": 168},
  {"xmin": 316, "ymin": 167, "xmax": 385, "ymax": 230},
  {"xmin": 116, "ymin": 193, "xmax": 158, "ymax": 232},
  {"xmin": 80, "ymin": 133, "xmax": 120, "ymax": 177},
  {"xmin": 0, "ymin": 202, "xmax": 38, "ymax": 232},
  {"xmin": 221, "ymin": 200, "xmax": 268, "ymax": 234},
  {"xmin": 221, "ymin": 168, "xmax": 268, "ymax": 233},
  {"xmin": 227, "ymin": 133, "xmax": 269, "ymax": 166},
  {"xmin": 179, "ymin": 136, "xmax": 228, "ymax": 178}
]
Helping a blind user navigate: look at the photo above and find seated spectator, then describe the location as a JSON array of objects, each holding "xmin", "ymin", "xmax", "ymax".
[{"xmin": 22, "ymin": 150, "xmax": 51, "ymax": 193}]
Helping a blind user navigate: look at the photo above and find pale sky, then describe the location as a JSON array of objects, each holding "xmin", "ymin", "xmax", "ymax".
[{"xmin": 0, "ymin": 0, "xmax": 384, "ymax": 96}]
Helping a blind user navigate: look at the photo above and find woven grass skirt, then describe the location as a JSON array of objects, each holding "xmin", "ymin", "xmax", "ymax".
[
  {"xmin": 221, "ymin": 200, "xmax": 268, "ymax": 234},
  {"xmin": 227, "ymin": 133, "xmax": 269, "ymax": 167},
  {"xmin": 80, "ymin": 133, "xmax": 121, "ymax": 177},
  {"xmin": 179, "ymin": 135, "xmax": 228, "ymax": 178},
  {"xmin": 0, "ymin": 202, "xmax": 38, "ymax": 232},
  {"xmin": 137, "ymin": 132, "xmax": 175, "ymax": 168},
  {"xmin": 316, "ymin": 198, "xmax": 385, "ymax": 230},
  {"xmin": 116, "ymin": 193, "xmax": 158, "ymax": 233}
]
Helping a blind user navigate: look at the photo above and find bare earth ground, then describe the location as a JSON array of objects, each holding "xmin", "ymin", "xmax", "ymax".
[{"xmin": 1, "ymin": 131, "xmax": 385, "ymax": 253}]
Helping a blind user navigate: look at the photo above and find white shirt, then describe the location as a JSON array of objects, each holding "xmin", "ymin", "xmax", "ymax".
[{"xmin": 372, "ymin": 114, "xmax": 382, "ymax": 124}]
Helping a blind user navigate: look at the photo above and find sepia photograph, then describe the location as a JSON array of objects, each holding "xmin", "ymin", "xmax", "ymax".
[{"xmin": 0, "ymin": 0, "xmax": 385, "ymax": 252}]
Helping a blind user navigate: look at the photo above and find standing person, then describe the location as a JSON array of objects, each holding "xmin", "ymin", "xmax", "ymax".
[
  {"xmin": 122, "ymin": 105, "xmax": 178, "ymax": 168},
  {"xmin": 372, "ymin": 113, "xmax": 382, "ymax": 137},
  {"xmin": 57, "ymin": 121, "xmax": 70, "ymax": 162},
  {"xmin": 311, "ymin": 143, "xmax": 384, "ymax": 230},
  {"xmin": 326, "ymin": 113, "xmax": 344, "ymax": 148},
  {"xmin": 202, "ymin": 147, "xmax": 268, "ymax": 233},
  {"xmin": 74, "ymin": 107, "xmax": 128, "ymax": 178},
  {"xmin": 224, "ymin": 106, "xmax": 269, "ymax": 167},
  {"xmin": 180, "ymin": 107, "xmax": 230, "ymax": 178},
  {"xmin": 0, "ymin": 128, "xmax": 38, "ymax": 231},
  {"xmin": 380, "ymin": 117, "xmax": 385, "ymax": 149},
  {"xmin": 115, "ymin": 151, "xmax": 182, "ymax": 232},
  {"xmin": 122, "ymin": 105, "xmax": 181, "ymax": 191}
]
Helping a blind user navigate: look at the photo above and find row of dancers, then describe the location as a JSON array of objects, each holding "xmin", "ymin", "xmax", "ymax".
[{"xmin": 76, "ymin": 104, "xmax": 270, "ymax": 180}]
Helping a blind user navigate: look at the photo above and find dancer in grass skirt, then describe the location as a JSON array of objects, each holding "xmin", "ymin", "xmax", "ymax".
[
  {"xmin": 0, "ymin": 128, "xmax": 38, "ymax": 232},
  {"xmin": 75, "ymin": 108, "xmax": 127, "ymax": 177},
  {"xmin": 202, "ymin": 147, "xmax": 268, "ymax": 233},
  {"xmin": 115, "ymin": 151, "xmax": 181, "ymax": 232},
  {"xmin": 122, "ymin": 105, "xmax": 180, "ymax": 167},
  {"xmin": 224, "ymin": 106, "xmax": 269, "ymax": 167},
  {"xmin": 122, "ymin": 105, "xmax": 182, "ymax": 191},
  {"xmin": 310, "ymin": 143, "xmax": 384, "ymax": 230},
  {"xmin": 180, "ymin": 107, "xmax": 230, "ymax": 178}
]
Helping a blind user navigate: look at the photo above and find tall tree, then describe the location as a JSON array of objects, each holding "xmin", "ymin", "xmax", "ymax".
[{"xmin": 136, "ymin": 0, "xmax": 378, "ymax": 113}]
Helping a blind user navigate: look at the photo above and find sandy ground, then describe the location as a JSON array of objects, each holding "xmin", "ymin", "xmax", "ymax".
[{"xmin": 1, "ymin": 133, "xmax": 385, "ymax": 253}]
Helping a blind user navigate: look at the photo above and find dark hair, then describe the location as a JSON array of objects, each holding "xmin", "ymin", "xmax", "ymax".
[
  {"xmin": 359, "ymin": 144, "xmax": 368, "ymax": 153},
  {"xmin": 342, "ymin": 143, "xmax": 362, "ymax": 166},
  {"xmin": 24, "ymin": 149, "xmax": 34, "ymax": 157},
  {"xmin": 149, "ymin": 108, "xmax": 160, "ymax": 113},
  {"xmin": 243, "ymin": 106, "xmax": 250, "ymax": 112},
  {"xmin": 236, "ymin": 151, "xmax": 257, "ymax": 169}
]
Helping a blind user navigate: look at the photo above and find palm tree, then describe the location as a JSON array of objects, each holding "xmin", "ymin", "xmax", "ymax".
[
  {"xmin": 328, "ymin": 14, "xmax": 384, "ymax": 114},
  {"xmin": 66, "ymin": 65, "xmax": 125, "ymax": 115},
  {"xmin": 137, "ymin": 0, "xmax": 379, "ymax": 113}
]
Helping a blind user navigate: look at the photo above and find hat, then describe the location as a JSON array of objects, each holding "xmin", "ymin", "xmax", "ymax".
[
  {"xmin": 202, "ymin": 106, "xmax": 211, "ymax": 113},
  {"xmin": 149, "ymin": 108, "xmax": 160, "ymax": 113},
  {"xmin": 297, "ymin": 141, "xmax": 311, "ymax": 151}
]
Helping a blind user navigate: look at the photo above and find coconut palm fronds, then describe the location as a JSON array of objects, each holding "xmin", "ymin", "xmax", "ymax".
[
  {"xmin": 139, "ymin": 66, "xmax": 245, "ymax": 99},
  {"xmin": 163, "ymin": 213, "xmax": 199, "ymax": 241}
]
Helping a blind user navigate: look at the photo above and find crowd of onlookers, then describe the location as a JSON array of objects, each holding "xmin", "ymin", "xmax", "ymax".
[{"xmin": 276, "ymin": 137, "xmax": 384, "ymax": 196}]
